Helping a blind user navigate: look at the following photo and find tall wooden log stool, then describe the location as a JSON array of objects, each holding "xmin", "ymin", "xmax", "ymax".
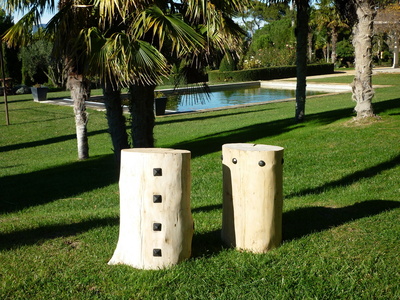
[
  {"xmin": 108, "ymin": 148, "xmax": 193, "ymax": 269},
  {"xmin": 221, "ymin": 143, "xmax": 284, "ymax": 253}
]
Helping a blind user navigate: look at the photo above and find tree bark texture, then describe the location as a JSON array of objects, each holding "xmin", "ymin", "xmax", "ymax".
[
  {"xmin": 103, "ymin": 82, "xmax": 130, "ymax": 167},
  {"xmin": 351, "ymin": 1, "xmax": 375, "ymax": 119},
  {"xmin": 68, "ymin": 74, "xmax": 90, "ymax": 160},
  {"xmin": 129, "ymin": 85, "xmax": 156, "ymax": 148},
  {"xmin": 295, "ymin": 1, "xmax": 309, "ymax": 123}
]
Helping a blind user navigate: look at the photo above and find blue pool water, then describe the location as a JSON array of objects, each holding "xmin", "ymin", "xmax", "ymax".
[{"xmin": 166, "ymin": 86, "xmax": 321, "ymax": 112}]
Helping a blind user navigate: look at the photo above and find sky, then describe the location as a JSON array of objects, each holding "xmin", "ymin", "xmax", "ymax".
[
  {"xmin": 13, "ymin": 1, "xmax": 318, "ymax": 25},
  {"xmin": 13, "ymin": 9, "xmax": 54, "ymax": 24}
]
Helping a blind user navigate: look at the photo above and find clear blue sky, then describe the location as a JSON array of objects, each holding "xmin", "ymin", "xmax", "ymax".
[{"xmin": 13, "ymin": 9, "xmax": 54, "ymax": 24}]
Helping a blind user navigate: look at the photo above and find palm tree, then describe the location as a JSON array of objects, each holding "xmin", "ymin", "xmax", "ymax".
[
  {"xmin": 3, "ymin": 0, "xmax": 250, "ymax": 164},
  {"xmin": 81, "ymin": 0, "xmax": 250, "ymax": 162},
  {"xmin": 334, "ymin": 0, "xmax": 396, "ymax": 119},
  {"xmin": 3, "ymin": 1, "xmax": 94, "ymax": 160},
  {"xmin": 315, "ymin": 0, "xmax": 349, "ymax": 65}
]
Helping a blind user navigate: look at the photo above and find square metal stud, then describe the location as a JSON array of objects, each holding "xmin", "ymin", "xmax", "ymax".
[
  {"xmin": 153, "ymin": 223, "xmax": 162, "ymax": 231},
  {"xmin": 153, "ymin": 168, "xmax": 162, "ymax": 176},
  {"xmin": 153, "ymin": 248, "xmax": 162, "ymax": 257},
  {"xmin": 153, "ymin": 195, "xmax": 162, "ymax": 203}
]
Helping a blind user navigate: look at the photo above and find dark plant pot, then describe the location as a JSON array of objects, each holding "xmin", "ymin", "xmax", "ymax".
[
  {"xmin": 154, "ymin": 97, "xmax": 167, "ymax": 116},
  {"xmin": 31, "ymin": 87, "xmax": 49, "ymax": 102}
]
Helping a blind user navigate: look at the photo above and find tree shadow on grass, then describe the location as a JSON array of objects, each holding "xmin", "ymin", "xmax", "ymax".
[
  {"xmin": 172, "ymin": 117, "xmax": 304, "ymax": 159},
  {"xmin": 0, "ymin": 129, "xmax": 108, "ymax": 153},
  {"xmin": 286, "ymin": 153, "xmax": 400, "ymax": 199},
  {"xmin": 167, "ymin": 97, "xmax": 400, "ymax": 159},
  {"xmin": 374, "ymin": 98, "xmax": 400, "ymax": 115},
  {"xmin": 0, "ymin": 154, "xmax": 118, "ymax": 214},
  {"xmin": 283, "ymin": 200, "xmax": 400, "ymax": 242},
  {"xmin": 191, "ymin": 200, "xmax": 400, "ymax": 258},
  {"xmin": 0, "ymin": 216, "xmax": 118, "ymax": 251}
]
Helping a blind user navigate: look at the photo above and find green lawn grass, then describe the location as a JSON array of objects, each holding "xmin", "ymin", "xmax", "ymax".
[{"xmin": 1, "ymin": 74, "xmax": 400, "ymax": 299}]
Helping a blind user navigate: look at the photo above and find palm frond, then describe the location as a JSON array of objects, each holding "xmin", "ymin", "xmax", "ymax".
[
  {"xmin": 130, "ymin": 5, "xmax": 205, "ymax": 56},
  {"xmin": 2, "ymin": 7, "xmax": 41, "ymax": 47},
  {"xmin": 84, "ymin": 29, "xmax": 170, "ymax": 86},
  {"xmin": 1, "ymin": 0, "xmax": 56, "ymax": 15}
]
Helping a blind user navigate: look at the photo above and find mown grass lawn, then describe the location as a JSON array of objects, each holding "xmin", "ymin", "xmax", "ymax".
[{"xmin": 1, "ymin": 73, "xmax": 399, "ymax": 299}]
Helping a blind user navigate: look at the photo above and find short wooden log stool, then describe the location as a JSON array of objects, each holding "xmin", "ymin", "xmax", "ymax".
[
  {"xmin": 108, "ymin": 148, "xmax": 193, "ymax": 269},
  {"xmin": 221, "ymin": 143, "xmax": 284, "ymax": 253}
]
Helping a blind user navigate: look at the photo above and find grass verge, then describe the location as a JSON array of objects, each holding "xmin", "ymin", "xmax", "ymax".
[{"xmin": 1, "ymin": 73, "xmax": 399, "ymax": 299}]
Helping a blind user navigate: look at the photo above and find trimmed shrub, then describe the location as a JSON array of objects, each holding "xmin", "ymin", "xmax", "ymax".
[
  {"xmin": 219, "ymin": 52, "xmax": 237, "ymax": 71},
  {"xmin": 208, "ymin": 64, "xmax": 334, "ymax": 83}
]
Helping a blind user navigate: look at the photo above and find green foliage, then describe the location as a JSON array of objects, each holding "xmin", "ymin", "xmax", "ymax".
[
  {"xmin": 0, "ymin": 9, "xmax": 21, "ymax": 82},
  {"xmin": 18, "ymin": 38, "xmax": 53, "ymax": 85},
  {"xmin": 209, "ymin": 63, "xmax": 335, "ymax": 83},
  {"xmin": 245, "ymin": 16, "xmax": 296, "ymax": 68},
  {"xmin": 336, "ymin": 38, "xmax": 355, "ymax": 67},
  {"xmin": 219, "ymin": 52, "xmax": 237, "ymax": 72},
  {"xmin": 1, "ymin": 73, "xmax": 400, "ymax": 299},
  {"xmin": 238, "ymin": 1, "xmax": 291, "ymax": 36}
]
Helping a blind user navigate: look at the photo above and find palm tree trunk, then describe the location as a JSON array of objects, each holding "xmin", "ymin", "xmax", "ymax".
[
  {"xmin": 331, "ymin": 27, "xmax": 338, "ymax": 65},
  {"xmin": 68, "ymin": 74, "xmax": 90, "ymax": 160},
  {"xmin": 351, "ymin": 1, "xmax": 375, "ymax": 119},
  {"xmin": 307, "ymin": 31, "xmax": 313, "ymax": 61},
  {"xmin": 129, "ymin": 84, "xmax": 156, "ymax": 148},
  {"xmin": 392, "ymin": 32, "xmax": 399, "ymax": 68},
  {"xmin": 103, "ymin": 81, "xmax": 130, "ymax": 167},
  {"xmin": 295, "ymin": 0, "xmax": 309, "ymax": 123}
]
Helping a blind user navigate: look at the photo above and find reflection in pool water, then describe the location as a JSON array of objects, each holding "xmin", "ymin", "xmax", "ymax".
[{"xmin": 165, "ymin": 86, "xmax": 321, "ymax": 112}]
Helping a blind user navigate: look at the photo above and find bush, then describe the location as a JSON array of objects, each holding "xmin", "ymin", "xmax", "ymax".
[
  {"xmin": 336, "ymin": 39, "xmax": 355, "ymax": 67},
  {"xmin": 219, "ymin": 52, "xmax": 237, "ymax": 71},
  {"xmin": 208, "ymin": 64, "xmax": 334, "ymax": 83}
]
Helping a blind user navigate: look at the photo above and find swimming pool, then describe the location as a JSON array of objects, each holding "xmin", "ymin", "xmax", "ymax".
[{"xmin": 164, "ymin": 84, "xmax": 322, "ymax": 112}]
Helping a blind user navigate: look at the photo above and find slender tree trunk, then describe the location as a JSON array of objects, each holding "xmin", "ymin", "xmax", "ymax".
[
  {"xmin": 392, "ymin": 32, "xmax": 399, "ymax": 68},
  {"xmin": 326, "ymin": 42, "xmax": 330, "ymax": 62},
  {"xmin": 68, "ymin": 74, "xmax": 90, "ymax": 160},
  {"xmin": 307, "ymin": 31, "xmax": 313, "ymax": 61},
  {"xmin": 351, "ymin": 1, "xmax": 375, "ymax": 119},
  {"xmin": 129, "ymin": 84, "xmax": 156, "ymax": 148},
  {"xmin": 331, "ymin": 27, "xmax": 338, "ymax": 65},
  {"xmin": 103, "ymin": 81, "xmax": 130, "ymax": 167},
  {"xmin": 295, "ymin": 0, "xmax": 310, "ymax": 123}
]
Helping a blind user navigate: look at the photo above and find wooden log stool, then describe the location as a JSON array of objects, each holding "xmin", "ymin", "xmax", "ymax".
[
  {"xmin": 221, "ymin": 143, "xmax": 284, "ymax": 253},
  {"xmin": 108, "ymin": 148, "xmax": 193, "ymax": 269}
]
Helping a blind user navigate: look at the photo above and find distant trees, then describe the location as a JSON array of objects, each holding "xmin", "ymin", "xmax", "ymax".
[
  {"xmin": 18, "ymin": 34, "xmax": 63, "ymax": 87},
  {"xmin": 246, "ymin": 15, "xmax": 296, "ymax": 67},
  {"xmin": 374, "ymin": 3, "xmax": 400, "ymax": 68},
  {"xmin": 313, "ymin": 0, "xmax": 349, "ymax": 65},
  {"xmin": 0, "ymin": 9, "xmax": 20, "ymax": 83}
]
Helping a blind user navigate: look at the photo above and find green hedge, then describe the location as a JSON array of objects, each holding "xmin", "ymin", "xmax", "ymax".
[{"xmin": 208, "ymin": 63, "xmax": 334, "ymax": 83}]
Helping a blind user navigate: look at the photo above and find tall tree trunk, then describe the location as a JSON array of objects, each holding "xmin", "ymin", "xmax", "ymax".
[
  {"xmin": 68, "ymin": 74, "xmax": 90, "ymax": 160},
  {"xmin": 331, "ymin": 27, "xmax": 338, "ymax": 65},
  {"xmin": 103, "ymin": 81, "xmax": 130, "ymax": 167},
  {"xmin": 392, "ymin": 32, "xmax": 399, "ymax": 68},
  {"xmin": 326, "ymin": 42, "xmax": 330, "ymax": 62},
  {"xmin": 351, "ymin": 1, "xmax": 375, "ymax": 119},
  {"xmin": 129, "ymin": 85, "xmax": 156, "ymax": 148},
  {"xmin": 307, "ymin": 30, "xmax": 313, "ymax": 61},
  {"xmin": 295, "ymin": 0, "xmax": 310, "ymax": 123}
]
